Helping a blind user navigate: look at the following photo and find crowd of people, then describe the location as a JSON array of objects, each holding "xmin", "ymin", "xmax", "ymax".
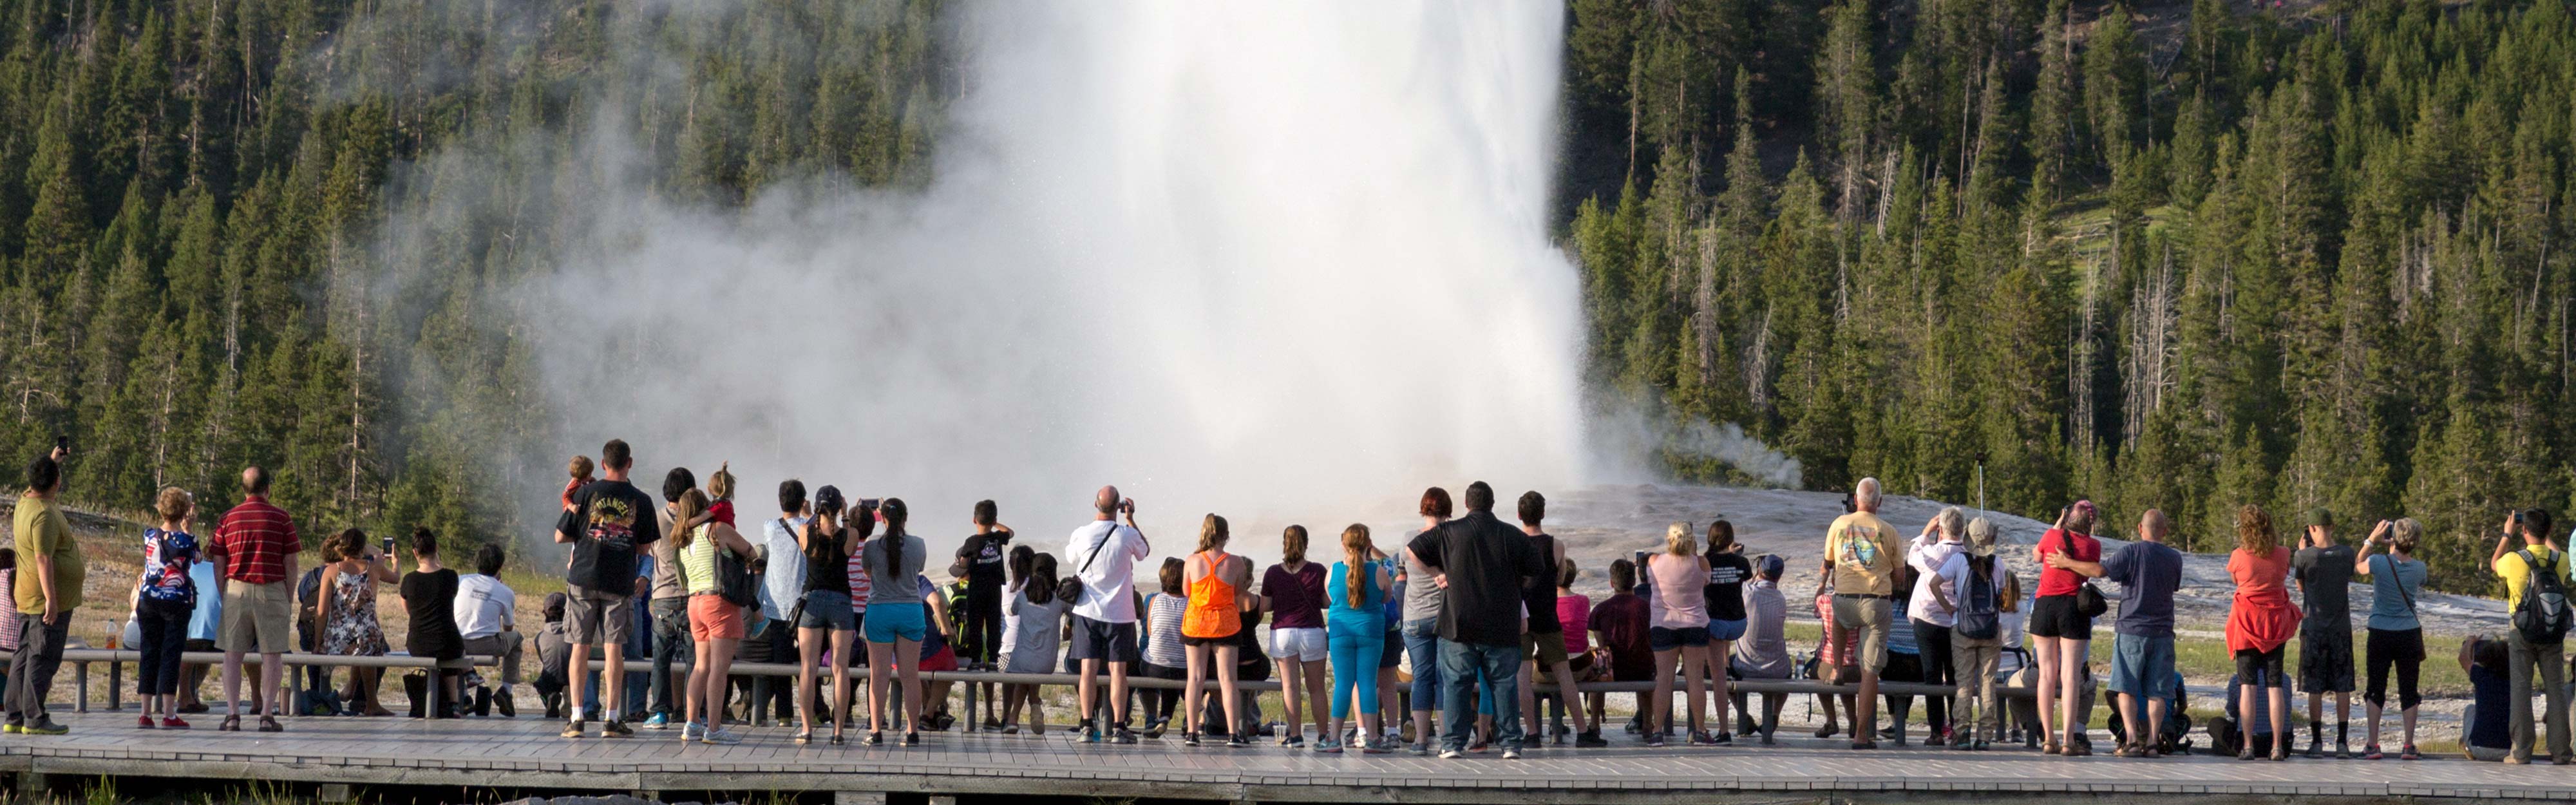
[{"xmin": 8, "ymin": 440, "xmax": 2576, "ymax": 765}]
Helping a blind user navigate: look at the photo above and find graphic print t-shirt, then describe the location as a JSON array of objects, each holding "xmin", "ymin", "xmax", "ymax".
[{"xmin": 556, "ymin": 480, "xmax": 662, "ymax": 592}]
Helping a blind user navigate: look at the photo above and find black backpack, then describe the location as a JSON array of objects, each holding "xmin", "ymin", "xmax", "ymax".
[
  {"xmin": 1955, "ymin": 554, "xmax": 2001, "ymax": 641},
  {"xmin": 716, "ymin": 541, "xmax": 760, "ymax": 608},
  {"xmin": 2512, "ymin": 549, "xmax": 2573, "ymax": 644}
]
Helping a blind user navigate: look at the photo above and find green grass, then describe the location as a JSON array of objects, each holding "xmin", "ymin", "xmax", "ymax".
[{"xmin": 1781, "ymin": 621, "xmax": 2470, "ymax": 696}]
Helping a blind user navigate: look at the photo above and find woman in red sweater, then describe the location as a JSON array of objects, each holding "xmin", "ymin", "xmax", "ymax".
[{"xmin": 2226, "ymin": 504, "xmax": 2302, "ymax": 761}]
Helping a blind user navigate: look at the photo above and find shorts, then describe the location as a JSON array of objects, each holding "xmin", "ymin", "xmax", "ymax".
[
  {"xmin": 2298, "ymin": 626, "xmax": 2356, "ymax": 693},
  {"xmin": 687, "ymin": 594, "xmax": 746, "ymax": 641},
  {"xmin": 864, "ymin": 601, "xmax": 928, "ymax": 643},
  {"xmin": 920, "ymin": 643, "xmax": 959, "ymax": 672},
  {"xmin": 1524, "ymin": 630, "xmax": 1570, "ymax": 666},
  {"xmin": 1830, "ymin": 594, "xmax": 1893, "ymax": 672},
  {"xmin": 2029, "ymin": 594, "xmax": 2094, "ymax": 641},
  {"xmin": 1706, "ymin": 618, "xmax": 1748, "ymax": 642},
  {"xmin": 1649, "ymin": 626, "xmax": 1709, "ymax": 652},
  {"xmin": 1379, "ymin": 629, "xmax": 1404, "ymax": 668},
  {"xmin": 2235, "ymin": 645, "xmax": 2286, "ymax": 684},
  {"xmin": 1267, "ymin": 627, "xmax": 1327, "ymax": 661},
  {"xmin": 562, "ymin": 583, "xmax": 634, "ymax": 647},
  {"xmin": 2108, "ymin": 633, "xmax": 2177, "ymax": 699},
  {"xmin": 1182, "ymin": 632, "xmax": 1236, "ymax": 648},
  {"xmin": 1068, "ymin": 616, "xmax": 1140, "ymax": 663},
  {"xmin": 797, "ymin": 589, "xmax": 857, "ymax": 630},
  {"xmin": 218, "ymin": 580, "xmax": 294, "ymax": 654}
]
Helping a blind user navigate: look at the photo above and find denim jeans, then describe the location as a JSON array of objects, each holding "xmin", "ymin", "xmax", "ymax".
[
  {"xmin": 1403, "ymin": 619, "xmax": 1443, "ymax": 711},
  {"xmin": 1437, "ymin": 638, "xmax": 1523, "ymax": 752},
  {"xmin": 647, "ymin": 597, "xmax": 688, "ymax": 716}
]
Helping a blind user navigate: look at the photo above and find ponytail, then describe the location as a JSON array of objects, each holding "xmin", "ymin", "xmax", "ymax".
[
  {"xmin": 879, "ymin": 497, "xmax": 909, "ymax": 576},
  {"xmin": 672, "ymin": 489, "xmax": 708, "ymax": 549},
  {"xmin": 1341, "ymin": 524, "xmax": 1373, "ymax": 609},
  {"xmin": 1029, "ymin": 553, "xmax": 1060, "ymax": 604}
]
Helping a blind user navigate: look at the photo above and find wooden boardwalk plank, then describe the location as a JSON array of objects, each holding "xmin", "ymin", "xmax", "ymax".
[{"xmin": 0, "ymin": 711, "xmax": 2571, "ymax": 801}]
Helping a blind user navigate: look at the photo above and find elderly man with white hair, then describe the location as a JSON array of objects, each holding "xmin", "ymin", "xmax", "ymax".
[
  {"xmin": 1906, "ymin": 506, "xmax": 1969, "ymax": 745},
  {"xmin": 1818, "ymin": 477, "xmax": 1903, "ymax": 749}
]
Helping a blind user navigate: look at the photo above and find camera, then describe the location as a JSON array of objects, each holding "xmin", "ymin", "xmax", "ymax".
[{"xmin": 858, "ymin": 498, "xmax": 882, "ymax": 512}]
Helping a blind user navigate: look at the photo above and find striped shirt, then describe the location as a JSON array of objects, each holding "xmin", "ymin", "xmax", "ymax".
[
  {"xmin": 844, "ymin": 535, "xmax": 873, "ymax": 612},
  {"xmin": 211, "ymin": 496, "xmax": 303, "ymax": 585}
]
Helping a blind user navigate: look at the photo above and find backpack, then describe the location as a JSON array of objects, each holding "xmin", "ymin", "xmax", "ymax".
[
  {"xmin": 1955, "ymin": 554, "xmax": 2001, "ymax": 641},
  {"xmin": 2511, "ymin": 549, "xmax": 2573, "ymax": 644}
]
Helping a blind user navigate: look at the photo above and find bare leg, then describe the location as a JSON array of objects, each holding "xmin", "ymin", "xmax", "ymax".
[
  {"xmin": 896, "ymin": 638, "xmax": 923, "ymax": 734},
  {"xmin": 2034, "ymin": 638, "xmax": 2062, "ymax": 747},
  {"xmin": 565, "ymin": 645, "xmax": 590, "ymax": 719}
]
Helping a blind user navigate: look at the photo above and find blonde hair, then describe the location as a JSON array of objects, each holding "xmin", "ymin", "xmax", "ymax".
[
  {"xmin": 2236, "ymin": 504, "xmax": 2276, "ymax": 556},
  {"xmin": 672, "ymin": 489, "xmax": 709, "ymax": 548},
  {"xmin": 1665, "ymin": 522, "xmax": 1696, "ymax": 556},
  {"xmin": 567, "ymin": 455, "xmax": 594, "ymax": 482},
  {"xmin": 2389, "ymin": 518, "xmax": 2422, "ymax": 554},
  {"xmin": 1197, "ymin": 513, "xmax": 1231, "ymax": 554},
  {"xmin": 154, "ymin": 487, "xmax": 194, "ymax": 522},
  {"xmin": 1282, "ymin": 525, "xmax": 1309, "ymax": 564},
  {"xmin": 707, "ymin": 462, "xmax": 735, "ymax": 501},
  {"xmin": 1341, "ymin": 524, "xmax": 1374, "ymax": 609}
]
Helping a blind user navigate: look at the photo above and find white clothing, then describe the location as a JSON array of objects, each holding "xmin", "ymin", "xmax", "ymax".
[
  {"xmin": 454, "ymin": 574, "xmax": 516, "ymax": 640},
  {"xmin": 1065, "ymin": 519, "xmax": 1150, "ymax": 623}
]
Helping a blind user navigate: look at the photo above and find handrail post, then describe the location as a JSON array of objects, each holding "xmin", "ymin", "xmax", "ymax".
[
  {"xmin": 73, "ymin": 660, "xmax": 88, "ymax": 713},
  {"xmin": 109, "ymin": 656, "xmax": 122, "ymax": 713}
]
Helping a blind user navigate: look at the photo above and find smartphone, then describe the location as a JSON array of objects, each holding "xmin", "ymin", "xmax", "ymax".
[
  {"xmin": 52, "ymin": 435, "xmax": 68, "ymax": 453},
  {"xmin": 381, "ymin": 537, "xmax": 395, "ymax": 558}
]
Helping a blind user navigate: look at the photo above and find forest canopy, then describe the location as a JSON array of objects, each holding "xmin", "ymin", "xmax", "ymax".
[{"xmin": 0, "ymin": 0, "xmax": 2568, "ymax": 594}]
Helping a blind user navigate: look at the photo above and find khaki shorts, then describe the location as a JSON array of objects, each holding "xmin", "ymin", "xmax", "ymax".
[
  {"xmin": 1830, "ymin": 594, "xmax": 1892, "ymax": 674},
  {"xmin": 219, "ymin": 580, "xmax": 294, "ymax": 655},
  {"xmin": 1524, "ymin": 630, "xmax": 1570, "ymax": 667},
  {"xmin": 564, "ymin": 584, "xmax": 635, "ymax": 647}
]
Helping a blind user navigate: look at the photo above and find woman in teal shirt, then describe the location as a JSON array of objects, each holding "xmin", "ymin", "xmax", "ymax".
[
  {"xmin": 2353, "ymin": 517, "xmax": 2429, "ymax": 759},
  {"xmin": 1323, "ymin": 524, "xmax": 1395, "ymax": 754}
]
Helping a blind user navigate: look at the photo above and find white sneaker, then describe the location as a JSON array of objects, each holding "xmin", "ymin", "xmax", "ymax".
[
  {"xmin": 700, "ymin": 728, "xmax": 743, "ymax": 745},
  {"xmin": 679, "ymin": 721, "xmax": 704, "ymax": 743},
  {"xmin": 1438, "ymin": 748, "xmax": 1464, "ymax": 759}
]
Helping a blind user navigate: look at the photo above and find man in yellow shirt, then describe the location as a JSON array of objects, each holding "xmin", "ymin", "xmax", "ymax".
[
  {"xmin": 6, "ymin": 447, "xmax": 81, "ymax": 735},
  {"xmin": 1819, "ymin": 477, "xmax": 1903, "ymax": 750},
  {"xmin": 2490, "ymin": 508, "xmax": 2569, "ymax": 764}
]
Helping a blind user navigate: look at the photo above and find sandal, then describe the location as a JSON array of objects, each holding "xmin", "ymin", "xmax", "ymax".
[
  {"xmin": 256, "ymin": 716, "xmax": 284, "ymax": 733},
  {"xmin": 866, "ymin": 730, "xmax": 883, "ymax": 745},
  {"xmin": 829, "ymin": 733, "xmax": 844, "ymax": 746},
  {"xmin": 218, "ymin": 715, "xmax": 242, "ymax": 732},
  {"xmin": 795, "ymin": 731, "xmax": 813, "ymax": 745}
]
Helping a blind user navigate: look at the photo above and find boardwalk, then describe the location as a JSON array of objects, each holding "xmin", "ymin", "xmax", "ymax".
[{"xmin": 2, "ymin": 712, "xmax": 2572, "ymax": 802}]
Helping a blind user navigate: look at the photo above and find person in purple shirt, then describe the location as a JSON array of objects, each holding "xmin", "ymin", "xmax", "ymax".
[{"xmin": 1262, "ymin": 526, "xmax": 1329, "ymax": 746}]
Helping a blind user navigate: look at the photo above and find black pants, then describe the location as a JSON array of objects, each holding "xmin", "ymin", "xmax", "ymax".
[
  {"xmin": 1883, "ymin": 651, "xmax": 1923, "ymax": 731},
  {"xmin": 1913, "ymin": 620, "xmax": 1952, "ymax": 734},
  {"xmin": 963, "ymin": 585, "xmax": 1003, "ymax": 666},
  {"xmin": 1141, "ymin": 661, "xmax": 1186, "ymax": 723},
  {"xmin": 5, "ymin": 614, "xmax": 69, "ymax": 725},
  {"xmin": 136, "ymin": 598, "xmax": 191, "ymax": 696},
  {"xmin": 2365, "ymin": 627, "xmax": 2424, "ymax": 710},
  {"xmin": 745, "ymin": 623, "xmax": 796, "ymax": 721}
]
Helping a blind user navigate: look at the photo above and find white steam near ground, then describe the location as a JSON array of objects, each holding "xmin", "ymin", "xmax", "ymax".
[{"xmin": 361, "ymin": 1, "xmax": 1797, "ymax": 562}]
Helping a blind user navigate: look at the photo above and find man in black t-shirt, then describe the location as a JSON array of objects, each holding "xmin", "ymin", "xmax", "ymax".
[
  {"xmin": 954, "ymin": 500, "xmax": 1014, "ymax": 674},
  {"xmin": 1406, "ymin": 482, "xmax": 1544, "ymax": 759},
  {"xmin": 551, "ymin": 439, "xmax": 662, "ymax": 739}
]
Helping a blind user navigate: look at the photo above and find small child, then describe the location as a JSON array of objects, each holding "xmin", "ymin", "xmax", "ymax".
[
  {"xmin": 562, "ymin": 455, "xmax": 594, "ymax": 512},
  {"xmin": 706, "ymin": 462, "xmax": 737, "ymax": 527}
]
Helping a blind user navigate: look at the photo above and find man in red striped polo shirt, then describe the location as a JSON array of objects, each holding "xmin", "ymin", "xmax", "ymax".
[{"xmin": 205, "ymin": 466, "xmax": 303, "ymax": 733}]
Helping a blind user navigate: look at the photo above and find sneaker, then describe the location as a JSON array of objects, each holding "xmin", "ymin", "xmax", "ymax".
[
  {"xmin": 1182, "ymin": 732, "xmax": 1201, "ymax": 747},
  {"xmin": 1226, "ymin": 734, "xmax": 1250, "ymax": 748},
  {"xmin": 600, "ymin": 719, "xmax": 633, "ymax": 739},
  {"xmin": 1112, "ymin": 726, "xmax": 1138, "ymax": 745},
  {"xmin": 1315, "ymin": 739, "xmax": 1342, "ymax": 754},
  {"xmin": 1645, "ymin": 731, "xmax": 1665, "ymax": 748},
  {"xmin": 495, "ymin": 690, "xmax": 516, "ymax": 718},
  {"xmin": 2363, "ymin": 744, "xmax": 2383, "ymax": 761},
  {"xmin": 2305, "ymin": 739, "xmax": 2324, "ymax": 759},
  {"xmin": 700, "ymin": 728, "xmax": 743, "ymax": 745},
  {"xmin": 2400, "ymin": 744, "xmax": 2420, "ymax": 761},
  {"xmin": 1501, "ymin": 746, "xmax": 1522, "ymax": 760},
  {"xmin": 1575, "ymin": 730, "xmax": 1608, "ymax": 748},
  {"xmin": 1281, "ymin": 734, "xmax": 1305, "ymax": 748},
  {"xmin": 1084, "ymin": 724, "xmax": 1103, "ymax": 744},
  {"xmin": 2503, "ymin": 755, "xmax": 2530, "ymax": 765},
  {"xmin": 160, "ymin": 717, "xmax": 190, "ymax": 730},
  {"xmin": 1409, "ymin": 742, "xmax": 1429, "ymax": 755},
  {"xmin": 22, "ymin": 720, "xmax": 67, "ymax": 735},
  {"xmin": 1438, "ymin": 748, "xmax": 1464, "ymax": 759},
  {"xmin": 1361, "ymin": 740, "xmax": 1391, "ymax": 755},
  {"xmin": 680, "ymin": 721, "xmax": 704, "ymax": 743},
  {"xmin": 561, "ymin": 720, "xmax": 587, "ymax": 739},
  {"xmin": 643, "ymin": 713, "xmax": 670, "ymax": 730},
  {"xmin": 1689, "ymin": 730, "xmax": 1718, "ymax": 746},
  {"xmin": 2337, "ymin": 741, "xmax": 2352, "ymax": 759},
  {"xmin": 137, "ymin": 715, "xmax": 156, "ymax": 729}
]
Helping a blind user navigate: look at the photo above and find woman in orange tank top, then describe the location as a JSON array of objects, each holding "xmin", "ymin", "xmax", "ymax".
[{"xmin": 1181, "ymin": 514, "xmax": 1256, "ymax": 746}]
